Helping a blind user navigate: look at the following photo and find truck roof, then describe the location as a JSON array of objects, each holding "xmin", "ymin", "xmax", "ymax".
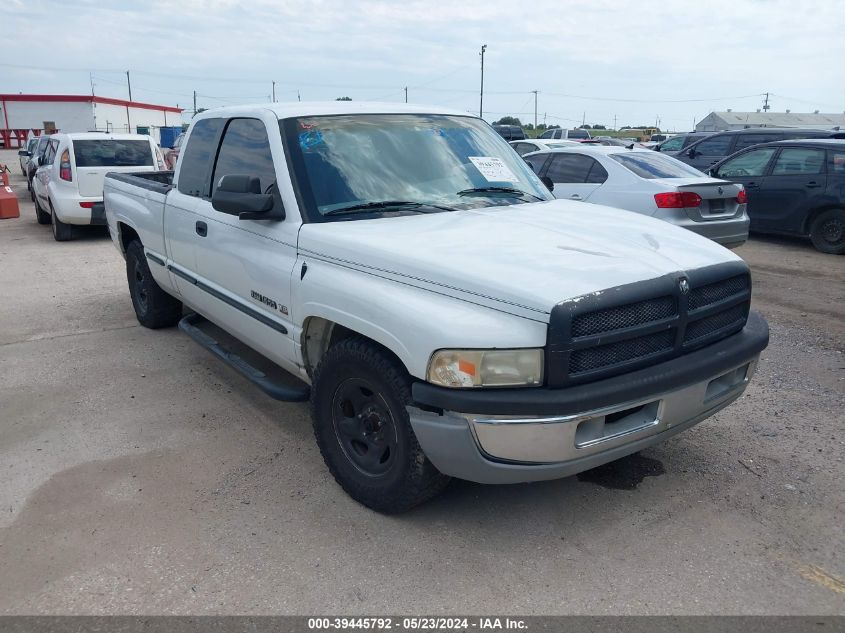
[
  {"xmin": 195, "ymin": 101, "xmax": 471, "ymax": 120},
  {"xmin": 53, "ymin": 132, "xmax": 154, "ymax": 141}
]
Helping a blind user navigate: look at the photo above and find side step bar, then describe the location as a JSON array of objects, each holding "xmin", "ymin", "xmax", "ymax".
[{"xmin": 178, "ymin": 313, "xmax": 311, "ymax": 402}]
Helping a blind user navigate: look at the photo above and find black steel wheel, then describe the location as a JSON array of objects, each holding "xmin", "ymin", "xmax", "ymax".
[
  {"xmin": 125, "ymin": 241, "xmax": 183, "ymax": 328},
  {"xmin": 311, "ymin": 337, "xmax": 450, "ymax": 513},
  {"xmin": 810, "ymin": 208, "xmax": 845, "ymax": 255}
]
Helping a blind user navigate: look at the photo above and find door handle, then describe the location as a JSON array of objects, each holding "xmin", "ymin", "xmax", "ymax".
[
  {"xmin": 195, "ymin": 221, "xmax": 207, "ymax": 237},
  {"xmin": 570, "ymin": 194, "xmax": 582, "ymax": 200},
  {"xmin": 745, "ymin": 182, "xmax": 760, "ymax": 189},
  {"xmin": 805, "ymin": 181, "xmax": 820, "ymax": 188}
]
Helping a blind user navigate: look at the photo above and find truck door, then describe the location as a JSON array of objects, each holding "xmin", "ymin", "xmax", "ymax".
[
  {"xmin": 189, "ymin": 116, "xmax": 300, "ymax": 371},
  {"xmin": 163, "ymin": 118, "xmax": 225, "ymax": 308}
]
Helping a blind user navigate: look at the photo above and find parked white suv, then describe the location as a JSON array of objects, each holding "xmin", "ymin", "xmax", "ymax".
[
  {"xmin": 32, "ymin": 132, "xmax": 160, "ymax": 241},
  {"xmin": 104, "ymin": 102, "xmax": 769, "ymax": 512}
]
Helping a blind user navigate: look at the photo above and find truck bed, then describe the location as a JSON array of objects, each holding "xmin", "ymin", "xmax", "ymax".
[{"xmin": 106, "ymin": 170, "xmax": 174, "ymax": 195}]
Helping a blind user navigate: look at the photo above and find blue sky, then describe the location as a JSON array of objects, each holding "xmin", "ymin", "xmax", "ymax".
[{"xmin": 2, "ymin": 0, "xmax": 843, "ymax": 131}]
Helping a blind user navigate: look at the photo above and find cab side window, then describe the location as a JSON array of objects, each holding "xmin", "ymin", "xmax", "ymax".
[
  {"xmin": 211, "ymin": 119, "xmax": 277, "ymax": 195},
  {"xmin": 177, "ymin": 118, "xmax": 225, "ymax": 198}
]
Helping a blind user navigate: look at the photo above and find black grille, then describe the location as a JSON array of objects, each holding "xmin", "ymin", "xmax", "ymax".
[
  {"xmin": 572, "ymin": 296, "xmax": 677, "ymax": 337},
  {"xmin": 569, "ymin": 330, "xmax": 675, "ymax": 375},
  {"xmin": 688, "ymin": 275, "xmax": 748, "ymax": 311},
  {"xmin": 546, "ymin": 263, "xmax": 752, "ymax": 387},
  {"xmin": 684, "ymin": 303, "xmax": 747, "ymax": 344}
]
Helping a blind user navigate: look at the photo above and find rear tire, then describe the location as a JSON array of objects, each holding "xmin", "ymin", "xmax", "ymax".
[
  {"xmin": 126, "ymin": 241, "xmax": 183, "ymax": 328},
  {"xmin": 311, "ymin": 337, "xmax": 450, "ymax": 513},
  {"xmin": 809, "ymin": 208, "xmax": 845, "ymax": 254},
  {"xmin": 34, "ymin": 197, "xmax": 50, "ymax": 225},
  {"xmin": 50, "ymin": 204, "xmax": 73, "ymax": 241}
]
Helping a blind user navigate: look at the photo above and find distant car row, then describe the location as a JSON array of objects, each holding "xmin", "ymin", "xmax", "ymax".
[
  {"xmin": 18, "ymin": 133, "xmax": 163, "ymax": 240},
  {"xmin": 513, "ymin": 130, "xmax": 845, "ymax": 254}
]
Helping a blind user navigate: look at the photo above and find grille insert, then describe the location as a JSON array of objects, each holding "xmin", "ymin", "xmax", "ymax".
[
  {"xmin": 572, "ymin": 296, "xmax": 677, "ymax": 337},
  {"xmin": 569, "ymin": 330, "xmax": 675, "ymax": 375},
  {"xmin": 684, "ymin": 304, "xmax": 747, "ymax": 344},
  {"xmin": 688, "ymin": 275, "xmax": 748, "ymax": 311}
]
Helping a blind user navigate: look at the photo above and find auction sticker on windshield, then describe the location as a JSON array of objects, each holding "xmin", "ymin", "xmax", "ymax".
[{"xmin": 468, "ymin": 156, "xmax": 519, "ymax": 182}]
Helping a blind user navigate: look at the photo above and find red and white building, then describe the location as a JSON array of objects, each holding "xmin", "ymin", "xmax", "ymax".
[{"xmin": 0, "ymin": 94, "xmax": 183, "ymax": 148}]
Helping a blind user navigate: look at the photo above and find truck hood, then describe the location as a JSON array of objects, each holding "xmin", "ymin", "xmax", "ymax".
[{"xmin": 297, "ymin": 199, "xmax": 742, "ymax": 320}]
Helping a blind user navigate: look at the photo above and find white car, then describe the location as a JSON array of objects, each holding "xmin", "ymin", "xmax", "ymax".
[
  {"xmin": 509, "ymin": 139, "xmax": 580, "ymax": 155},
  {"xmin": 103, "ymin": 102, "xmax": 769, "ymax": 512},
  {"xmin": 523, "ymin": 146, "xmax": 750, "ymax": 248},
  {"xmin": 18, "ymin": 137, "xmax": 39, "ymax": 175},
  {"xmin": 32, "ymin": 132, "xmax": 161, "ymax": 241}
]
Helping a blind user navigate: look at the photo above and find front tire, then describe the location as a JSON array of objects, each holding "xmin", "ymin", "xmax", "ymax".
[
  {"xmin": 311, "ymin": 337, "xmax": 450, "ymax": 513},
  {"xmin": 809, "ymin": 208, "xmax": 845, "ymax": 254},
  {"xmin": 50, "ymin": 204, "xmax": 73, "ymax": 241},
  {"xmin": 126, "ymin": 241, "xmax": 183, "ymax": 328}
]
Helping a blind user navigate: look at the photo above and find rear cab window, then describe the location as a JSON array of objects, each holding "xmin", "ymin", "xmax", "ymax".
[
  {"xmin": 72, "ymin": 140, "xmax": 154, "ymax": 167},
  {"xmin": 610, "ymin": 152, "xmax": 704, "ymax": 179},
  {"xmin": 177, "ymin": 118, "xmax": 226, "ymax": 198}
]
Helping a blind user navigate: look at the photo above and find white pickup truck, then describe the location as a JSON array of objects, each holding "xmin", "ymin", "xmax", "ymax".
[{"xmin": 104, "ymin": 102, "xmax": 769, "ymax": 513}]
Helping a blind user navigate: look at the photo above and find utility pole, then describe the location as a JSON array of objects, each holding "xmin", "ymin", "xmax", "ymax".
[
  {"xmin": 404, "ymin": 86, "xmax": 408, "ymax": 103},
  {"xmin": 613, "ymin": 114, "xmax": 617, "ymax": 130},
  {"xmin": 762, "ymin": 92, "xmax": 770, "ymax": 112},
  {"xmin": 126, "ymin": 71, "xmax": 132, "ymax": 101},
  {"xmin": 297, "ymin": 90, "xmax": 301, "ymax": 102},
  {"xmin": 479, "ymin": 44, "xmax": 487, "ymax": 118},
  {"xmin": 272, "ymin": 81, "xmax": 276, "ymax": 102},
  {"xmin": 89, "ymin": 73, "xmax": 95, "ymax": 97},
  {"xmin": 193, "ymin": 90, "xmax": 197, "ymax": 117},
  {"xmin": 531, "ymin": 90, "xmax": 538, "ymax": 130}
]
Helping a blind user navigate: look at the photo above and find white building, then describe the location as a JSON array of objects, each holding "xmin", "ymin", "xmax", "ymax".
[
  {"xmin": 696, "ymin": 110, "xmax": 845, "ymax": 132},
  {"xmin": 0, "ymin": 94, "xmax": 183, "ymax": 148}
]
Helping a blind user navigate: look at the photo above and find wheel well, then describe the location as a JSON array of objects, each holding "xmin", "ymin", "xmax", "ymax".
[
  {"xmin": 118, "ymin": 222, "xmax": 141, "ymax": 254},
  {"xmin": 804, "ymin": 205, "xmax": 845, "ymax": 235},
  {"xmin": 301, "ymin": 317, "xmax": 407, "ymax": 378}
]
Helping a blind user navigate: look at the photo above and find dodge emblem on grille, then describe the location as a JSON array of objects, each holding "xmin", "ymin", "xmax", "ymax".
[{"xmin": 679, "ymin": 278, "xmax": 690, "ymax": 294}]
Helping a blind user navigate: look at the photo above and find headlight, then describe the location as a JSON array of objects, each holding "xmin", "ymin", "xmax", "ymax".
[{"xmin": 427, "ymin": 349, "xmax": 544, "ymax": 388}]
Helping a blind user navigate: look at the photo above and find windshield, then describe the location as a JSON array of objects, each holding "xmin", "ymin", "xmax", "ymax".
[
  {"xmin": 282, "ymin": 114, "xmax": 553, "ymax": 220},
  {"xmin": 610, "ymin": 152, "xmax": 705, "ymax": 179}
]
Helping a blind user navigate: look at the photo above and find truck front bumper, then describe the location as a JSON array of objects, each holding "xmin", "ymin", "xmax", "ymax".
[{"xmin": 409, "ymin": 311, "xmax": 768, "ymax": 484}]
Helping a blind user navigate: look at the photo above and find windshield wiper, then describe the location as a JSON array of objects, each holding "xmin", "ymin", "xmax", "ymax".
[
  {"xmin": 323, "ymin": 200, "xmax": 455, "ymax": 216},
  {"xmin": 457, "ymin": 187, "xmax": 544, "ymax": 201}
]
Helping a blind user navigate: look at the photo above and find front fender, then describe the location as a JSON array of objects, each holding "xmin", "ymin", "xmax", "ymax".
[{"xmin": 294, "ymin": 257, "xmax": 549, "ymax": 379}]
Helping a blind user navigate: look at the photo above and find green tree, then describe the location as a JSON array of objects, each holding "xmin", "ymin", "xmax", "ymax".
[
  {"xmin": 336, "ymin": 96, "xmax": 352, "ymax": 101},
  {"xmin": 492, "ymin": 116, "xmax": 522, "ymax": 126}
]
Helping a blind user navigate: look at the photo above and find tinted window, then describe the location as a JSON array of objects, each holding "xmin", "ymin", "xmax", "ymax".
[
  {"xmin": 211, "ymin": 119, "xmax": 277, "ymax": 195},
  {"xmin": 716, "ymin": 148, "xmax": 776, "ymax": 178},
  {"xmin": 829, "ymin": 150, "xmax": 845, "ymax": 174},
  {"xmin": 692, "ymin": 135, "xmax": 732, "ymax": 155},
  {"xmin": 567, "ymin": 129, "xmax": 590, "ymax": 140},
  {"xmin": 734, "ymin": 134, "xmax": 782, "ymax": 151},
  {"xmin": 72, "ymin": 140, "xmax": 153, "ymax": 167},
  {"xmin": 586, "ymin": 161, "xmax": 609, "ymax": 184},
  {"xmin": 610, "ymin": 152, "xmax": 703, "ymax": 179},
  {"xmin": 512, "ymin": 142, "xmax": 535, "ymax": 156},
  {"xmin": 538, "ymin": 130, "xmax": 554, "ymax": 139},
  {"xmin": 177, "ymin": 118, "xmax": 225, "ymax": 197},
  {"xmin": 42, "ymin": 140, "xmax": 58, "ymax": 165},
  {"xmin": 658, "ymin": 136, "xmax": 685, "ymax": 152},
  {"xmin": 36, "ymin": 137, "xmax": 50, "ymax": 156},
  {"xmin": 546, "ymin": 154, "xmax": 594, "ymax": 183},
  {"xmin": 524, "ymin": 153, "xmax": 548, "ymax": 174},
  {"xmin": 771, "ymin": 148, "xmax": 826, "ymax": 175}
]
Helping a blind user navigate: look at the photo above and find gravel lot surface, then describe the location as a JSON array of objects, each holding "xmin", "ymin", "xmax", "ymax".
[{"xmin": 0, "ymin": 149, "xmax": 842, "ymax": 614}]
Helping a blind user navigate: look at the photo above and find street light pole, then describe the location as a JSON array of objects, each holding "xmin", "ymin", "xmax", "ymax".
[
  {"xmin": 532, "ymin": 90, "xmax": 538, "ymax": 130},
  {"xmin": 479, "ymin": 44, "xmax": 487, "ymax": 119}
]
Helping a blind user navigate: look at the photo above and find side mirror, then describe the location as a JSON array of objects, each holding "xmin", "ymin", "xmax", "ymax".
[
  {"xmin": 687, "ymin": 148, "xmax": 697, "ymax": 158},
  {"xmin": 653, "ymin": 145, "xmax": 660, "ymax": 152},
  {"xmin": 18, "ymin": 149, "xmax": 31, "ymax": 157},
  {"xmin": 211, "ymin": 174, "xmax": 282, "ymax": 220},
  {"xmin": 540, "ymin": 176, "xmax": 554, "ymax": 192}
]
